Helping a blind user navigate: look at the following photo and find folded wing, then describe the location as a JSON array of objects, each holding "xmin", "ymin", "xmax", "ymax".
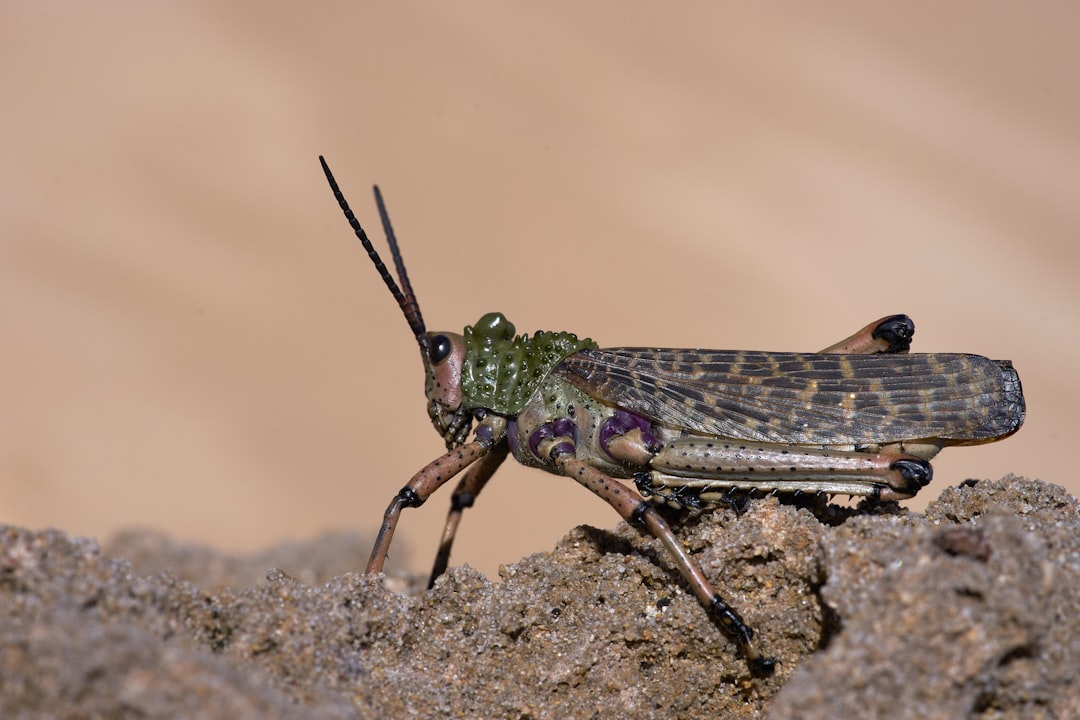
[{"xmin": 554, "ymin": 348, "xmax": 1024, "ymax": 446}]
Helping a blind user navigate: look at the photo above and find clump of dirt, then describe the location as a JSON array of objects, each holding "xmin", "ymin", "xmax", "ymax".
[{"xmin": 1, "ymin": 475, "xmax": 1077, "ymax": 718}]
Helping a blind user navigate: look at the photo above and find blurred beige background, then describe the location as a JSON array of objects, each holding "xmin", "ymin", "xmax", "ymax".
[{"xmin": 3, "ymin": 3, "xmax": 1077, "ymax": 578}]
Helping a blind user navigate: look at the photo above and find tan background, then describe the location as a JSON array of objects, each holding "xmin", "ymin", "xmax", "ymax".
[{"xmin": 3, "ymin": 3, "xmax": 1077, "ymax": 578}]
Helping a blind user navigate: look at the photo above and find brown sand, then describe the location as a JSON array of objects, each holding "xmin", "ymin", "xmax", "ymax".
[{"xmin": 2, "ymin": 475, "xmax": 1076, "ymax": 718}]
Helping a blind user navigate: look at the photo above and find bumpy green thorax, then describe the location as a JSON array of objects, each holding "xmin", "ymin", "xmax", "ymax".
[{"xmin": 461, "ymin": 312, "xmax": 597, "ymax": 415}]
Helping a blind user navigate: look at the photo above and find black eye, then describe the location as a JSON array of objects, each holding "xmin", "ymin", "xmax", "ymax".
[{"xmin": 428, "ymin": 334, "xmax": 452, "ymax": 364}]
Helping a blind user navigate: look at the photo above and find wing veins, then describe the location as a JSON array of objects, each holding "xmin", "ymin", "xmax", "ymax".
[{"xmin": 556, "ymin": 348, "xmax": 1007, "ymax": 444}]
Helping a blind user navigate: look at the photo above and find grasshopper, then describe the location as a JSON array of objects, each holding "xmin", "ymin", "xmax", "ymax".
[{"xmin": 318, "ymin": 156, "xmax": 1025, "ymax": 675}]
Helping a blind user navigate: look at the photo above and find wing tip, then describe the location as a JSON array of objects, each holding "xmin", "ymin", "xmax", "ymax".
[{"xmin": 989, "ymin": 359, "xmax": 1026, "ymax": 438}]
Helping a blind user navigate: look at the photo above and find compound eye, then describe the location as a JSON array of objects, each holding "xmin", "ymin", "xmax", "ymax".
[{"xmin": 428, "ymin": 334, "xmax": 452, "ymax": 364}]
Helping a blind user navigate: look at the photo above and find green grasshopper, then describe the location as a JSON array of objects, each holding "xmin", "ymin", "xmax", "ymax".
[{"xmin": 318, "ymin": 157, "xmax": 1025, "ymax": 675}]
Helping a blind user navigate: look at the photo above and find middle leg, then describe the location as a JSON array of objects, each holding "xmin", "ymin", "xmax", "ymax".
[{"xmin": 427, "ymin": 439, "xmax": 509, "ymax": 587}]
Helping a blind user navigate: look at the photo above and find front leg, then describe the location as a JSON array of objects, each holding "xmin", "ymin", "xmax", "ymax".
[
  {"xmin": 366, "ymin": 414, "xmax": 507, "ymax": 574},
  {"xmin": 529, "ymin": 421, "xmax": 776, "ymax": 676}
]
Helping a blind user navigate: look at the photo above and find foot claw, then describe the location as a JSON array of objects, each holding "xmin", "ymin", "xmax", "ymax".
[
  {"xmin": 748, "ymin": 655, "xmax": 778, "ymax": 677},
  {"xmin": 890, "ymin": 457, "xmax": 933, "ymax": 489}
]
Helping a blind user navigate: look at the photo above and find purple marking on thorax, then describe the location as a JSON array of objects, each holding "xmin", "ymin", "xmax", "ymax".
[
  {"xmin": 475, "ymin": 423, "xmax": 494, "ymax": 443},
  {"xmin": 528, "ymin": 425, "xmax": 554, "ymax": 459},
  {"xmin": 600, "ymin": 409, "xmax": 662, "ymax": 456},
  {"xmin": 528, "ymin": 417, "xmax": 578, "ymax": 459},
  {"xmin": 552, "ymin": 417, "xmax": 576, "ymax": 438}
]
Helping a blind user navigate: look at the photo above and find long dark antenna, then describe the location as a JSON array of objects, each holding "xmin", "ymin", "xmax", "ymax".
[
  {"xmin": 319, "ymin": 156, "xmax": 427, "ymax": 342},
  {"xmin": 373, "ymin": 185, "xmax": 426, "ymax": 341}
]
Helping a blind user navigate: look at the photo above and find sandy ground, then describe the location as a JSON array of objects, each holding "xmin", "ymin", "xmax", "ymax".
[
  {"xmin": 2, "ymin": 475, "xmax": 1077, "ymax": 718},
  {"xmin": 2, "ymin": 4, "xmax": 1078, "ymax": 582}
]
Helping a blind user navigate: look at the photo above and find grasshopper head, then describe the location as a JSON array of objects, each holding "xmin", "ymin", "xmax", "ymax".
[
  {"xmin": 421, "ymin": 331, "xmax": 473, "ymax": 448},
  {"xmin": 320, "ymin": 156, "xmax": 473, "ymax": 449}
]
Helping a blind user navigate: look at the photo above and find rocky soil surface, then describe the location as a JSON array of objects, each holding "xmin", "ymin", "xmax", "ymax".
[{"xmin": 2, "ymin": 475, "xmax": 1077, "ymax": 719}]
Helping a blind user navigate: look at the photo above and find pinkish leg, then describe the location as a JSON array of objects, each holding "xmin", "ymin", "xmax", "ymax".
[
  {"xmin": 818, "ymin": 314, "xmax": 914, "ymax": 354},
  {"xmin": 427, "ymin": 440, "xmax": 509, "ymax": 587},
  {"xmin": 366, "ymin": 440, "xmax": 492, "ymax": 574},
  {"xmin": 537, "ymin": 436, "xmax": 776, "ymax": 676}
]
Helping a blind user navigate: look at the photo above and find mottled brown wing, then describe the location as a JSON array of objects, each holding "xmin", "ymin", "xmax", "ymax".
[{"xmin": 554, "ymin": 348, "xmax": 1024, "ymax": 445}]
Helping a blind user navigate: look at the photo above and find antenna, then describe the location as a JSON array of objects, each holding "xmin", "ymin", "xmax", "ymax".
[{"xmin": 319, "ymin": 156, "xmax": 427, "ymax": 342}]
